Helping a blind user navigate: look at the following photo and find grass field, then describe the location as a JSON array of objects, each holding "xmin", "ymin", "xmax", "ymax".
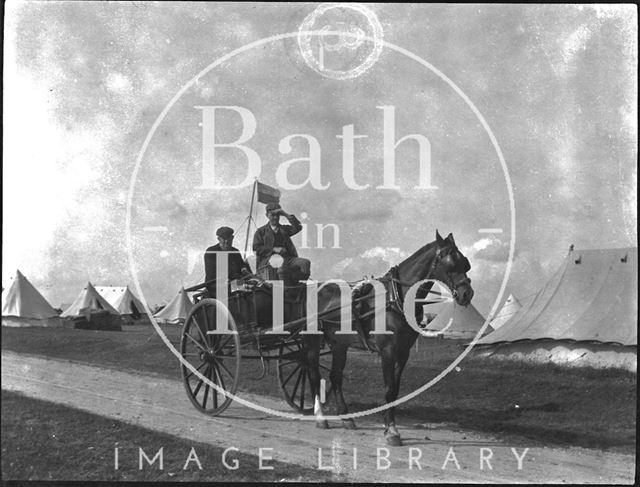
[
  {"xmin": 1, "ymin": 325, "xmax": 636, "ymax": 453},
  {"xmin": 1, "ymin": 390, "xmax": 333, "ymax": 482}
]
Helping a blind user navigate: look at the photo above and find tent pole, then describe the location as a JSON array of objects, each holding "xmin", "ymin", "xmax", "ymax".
[{"xmin": 244, "ymin": 179, "xmax": 257, "ymax": 255}]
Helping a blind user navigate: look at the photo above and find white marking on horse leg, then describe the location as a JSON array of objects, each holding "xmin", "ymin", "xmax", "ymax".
[
  {"xmin": 314, "ymin": 395, "xmax": 323, "ymax": 418},
  {"xmin": 320, "ymin": 379, "xmax": 326, "ymax": 403},
  {"xmin": 314, "ymin": 394, "xmax": 329, "ymax": 428}
]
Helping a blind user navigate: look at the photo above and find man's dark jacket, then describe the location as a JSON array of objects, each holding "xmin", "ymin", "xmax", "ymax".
[
  {"xmin": 252, "ymin": 215, "xmax": 302, "ymax": 272},
  {"xmin": 204, "ymin": 244, "xmax": 251, "ymax": 295}
]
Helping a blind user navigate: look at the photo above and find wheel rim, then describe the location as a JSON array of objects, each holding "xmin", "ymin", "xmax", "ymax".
[
  {"xmin": 276, "ymin": 340, "xmax": 332, "ymax": 414},
  {"xmin": 181, "ymin": 298, "xmax": 240, "ymax": 416}
]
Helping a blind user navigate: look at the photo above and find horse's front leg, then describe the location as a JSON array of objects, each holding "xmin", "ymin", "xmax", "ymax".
[
  {"xmin": 381, "ymin": 333, "xmax": 414, "ymax": 446},
  {"xmin": 330, "ymin": 342, "xmax": 356, "ymax": 429},
  {"xmin": 304, "ymin": 335, "xmax": 328, "ymax": 429},
  {"xmin": 380, "ymin": 343, "xmax": 402, "ymax": 446}
]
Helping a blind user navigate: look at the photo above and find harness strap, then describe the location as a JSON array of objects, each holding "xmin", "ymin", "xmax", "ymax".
[{"xmin": 379, "ymin": 247, "xmax": 446, "ymax": 318}]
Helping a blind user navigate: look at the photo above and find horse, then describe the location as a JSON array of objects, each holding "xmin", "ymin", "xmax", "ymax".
[{"xmin": 308, "ymin": 230, "xmax": 475, "ymax": 446}]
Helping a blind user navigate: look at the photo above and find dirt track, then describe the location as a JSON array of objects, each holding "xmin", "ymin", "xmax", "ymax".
[{"xmin": 1, "ymin": 351, "xmax": 635, "ymax": 483}]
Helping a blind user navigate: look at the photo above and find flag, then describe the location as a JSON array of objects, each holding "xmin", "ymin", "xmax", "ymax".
[{"xmin": 257, "ymin": 181, "xmax": 281, "ymax": 205}]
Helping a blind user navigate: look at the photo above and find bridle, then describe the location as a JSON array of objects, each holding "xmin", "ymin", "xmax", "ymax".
[{"xmin": 382, "ymin": 244, "xmax": 471, "ymax": 315}]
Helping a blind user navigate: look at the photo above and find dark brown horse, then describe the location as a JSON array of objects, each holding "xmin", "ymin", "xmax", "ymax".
[{"xmin": 310, "ymin": 231, "xmax": 474, "ymax": 446}]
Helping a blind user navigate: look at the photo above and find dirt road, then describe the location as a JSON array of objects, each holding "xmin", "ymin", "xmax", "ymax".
[{"xmin": 1, "ymin": 351, "xmax": 635, "ymax": 483}]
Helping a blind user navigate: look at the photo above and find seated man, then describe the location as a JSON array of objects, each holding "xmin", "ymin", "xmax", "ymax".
[
  {"xmin": 204, "ymin": 226, "xmax": 252, "ymax": 298},
  {"xmin": 253, "ymin": 203, "xmax": 310, "ymax": 284}
]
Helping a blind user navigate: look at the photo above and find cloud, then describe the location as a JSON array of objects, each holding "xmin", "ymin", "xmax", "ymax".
[
  {"xmin": 105, "ymin": 72, "xmax": 133, "ymax": 95},
  {"xmin": 561, "ymin": 24, "xmax": 592, "ymax": 66},
  {"xmin": 341, "ymin": 204, "xmax": 394, "ymax": 221},
  {"xmin": 462, "ymin": 237, "xmax": 510, "ymax": 262},
  {"xmin": 339, "ymin": 255, "xmax": 390, "ymax": 281},
  {"xmin": 330, "ymin": 246, "xmax": 410, "ymax": 281},
  {"xmin": 361, "ymin": 246, "xmax": 410, "ymax": 264}
]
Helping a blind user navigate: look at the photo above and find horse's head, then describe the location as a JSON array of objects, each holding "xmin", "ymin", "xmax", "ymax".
[{"xmin": 430, "ymin": 230, "xmax": 474, "ymax": 306}]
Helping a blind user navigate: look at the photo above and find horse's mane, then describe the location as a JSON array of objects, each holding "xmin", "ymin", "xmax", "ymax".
[{"xmin": 397, "ymin": 239, "xmax": 439, "ymax": 271}]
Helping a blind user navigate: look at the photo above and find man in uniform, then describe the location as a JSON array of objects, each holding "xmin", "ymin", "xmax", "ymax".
[
  {"xmin": 204, "ymin": 226, "xmax": 252, "ymax": 297},
  {"xmin": 253, "ymin": 203, "xmax": 310, "ymax": 284}
]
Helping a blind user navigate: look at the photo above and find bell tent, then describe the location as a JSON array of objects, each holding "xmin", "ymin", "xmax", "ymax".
[
  {"xmin": 95, "ymin": 285, "xmax": 149, "ymax": 324},
  {"xmin": 1, "ymin": 270, "xmax": 61, "ymax": 327},
  {"xmin": 61, "ymin": 282, "xmax": 123, "ymax": 330},
  {"xmin": 153, "ymin": 288, "xmax": 193, "ymax": 324}
]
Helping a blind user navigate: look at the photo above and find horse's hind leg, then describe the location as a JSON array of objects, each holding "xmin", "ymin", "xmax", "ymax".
[{"xmin": 330, "ymin": 343, "xmax": 356, "ymax": 429}]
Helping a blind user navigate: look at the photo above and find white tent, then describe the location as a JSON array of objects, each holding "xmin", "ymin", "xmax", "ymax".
[
  {"xmin": 95, "ymin": 285, "xmax": 149, "ymax": 324},
  {"xmin": 476, "ymin": 248, "xmax": 637, "ymax": 372},
  {"xmin": 423, "ymin": 300, "xmax": 492, "ymax": 339},
  {"xmin": 489, "ymin": 293, "xmax": 522, "ymax": 330},
  {"xmin": 61, "ymin": 282, "xmax": 120, "ymax": 317},
  {"xmin": 2, "ymin": 270, "xmax": 61, "ymax": 327},
  {"xmin": 153, "ymin": 288, "xmax": 193, "ymax": 324}
]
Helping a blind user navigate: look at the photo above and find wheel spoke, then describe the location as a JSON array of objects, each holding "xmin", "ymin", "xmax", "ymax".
[
  {"xmin": 184, "ymin": 361, "xmax": 207, "ymax": 380},
  {"xmin": 185, "ymin": 330, "xmax": 207, "ymax": 352},
  {"xmin": 193, "ymin": 373, "xmax": 205, "ymax": 397},
  {"xmin": 201, "ymin": 307, "xmax": 211, "ymax": 346},
  {"xmin": 213, "ymin": 333, "xmax": 234, "ymax": 353},
  {"xmin": 212, "ymin": 363, "xmax": 227, "ymax": 409},
  {"xmin": 216, "ymin": 359, "xmax": 234, "ymax": 381},
  {"xmin": 290, "ymin": 367, "xmax": 303, "ymax": 403},
  {"xmin": 213, "ymin": 362, "xmax": 227, "ymax": 392},
  {"xmin": 282, "ymin": 362, "xmax": 302, "ymax": 387},
  {"xmin": 278, "ymin": 359, "xmax": 300, "ymax": 367},
  {"xmin": 202, "ymin": 365, "xmax": 211, "ymax": 409},
  {"xmin": 209, "ymin": 333, "xmax": 220, "ymax": 351},
  {"xmin": 191, "ymin": 316, "xmax": 209, "ymax": 345},
  {"xmin": 299, "ymin": 368, "xmax": 307, "ymax": 410}
]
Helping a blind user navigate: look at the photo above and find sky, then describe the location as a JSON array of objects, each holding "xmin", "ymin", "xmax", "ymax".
[{"xmin": 3, "ymin": 2, "xmax": 637, "ymax": 317}]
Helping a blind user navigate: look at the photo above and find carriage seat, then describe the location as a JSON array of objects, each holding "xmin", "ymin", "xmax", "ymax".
[
  {"xmin": 258, "ymin": 264, "xmax": 308, "ymax": 289},
  {"xmin": 257, "ymin": 264, "xmax": 279, "ymax": 281}
]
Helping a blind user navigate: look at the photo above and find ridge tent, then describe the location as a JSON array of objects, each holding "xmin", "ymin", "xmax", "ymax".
[
  {"xmin": 153, "ymin": 288, "xmax": 193, "ymax": 324},
  {"xmin": 489, "ymin": 293, "xmax": 522, "ymax": 330},
  {"xmin": 475, "ymin": 248, "xmax": 637, "ymax": 372},
  {"xmin": 95, "ymin": 285, "xmax": 150, "ymax": 324},
  {"xmin": 61, "ymin": 282, "xmax": 123, "ymax": 331},
  {"xmin": 1, "ymin": 270, "xmax": 61, "ymax": 327}
]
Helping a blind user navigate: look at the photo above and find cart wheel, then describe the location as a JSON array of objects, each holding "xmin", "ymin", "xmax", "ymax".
[
  {"xmin": 276, "ymin": 340, "xmax": 332, "ymax": 414},
  {"xmin": 181, "ymin": 298, "xmax": 240, "ymax": 416}
]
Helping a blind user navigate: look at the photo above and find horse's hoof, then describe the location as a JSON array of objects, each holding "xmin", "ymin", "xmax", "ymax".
[
  {"xmin": 343, "ymin": 419, "xmax": 357, "ymax": 430},
  {"xmin": 385, "ymin": 434, "xmax": 402, "ymax": 446},
  {"xmin": 316, "ymin": 420, "xmax": 329, "ymax": 429}
]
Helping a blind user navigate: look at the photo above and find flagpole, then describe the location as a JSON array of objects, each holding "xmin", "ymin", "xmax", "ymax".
[{"xmin": 244, "ymin": 179, "xmax": 257, "ymax": 255}]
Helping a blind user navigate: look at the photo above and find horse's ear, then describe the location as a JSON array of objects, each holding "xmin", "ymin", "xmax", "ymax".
[
  {"xmin": 436, "ymin": 230, "xmax": 445, "ymax": 245},
  {"xmin": 446, "ymin": 233, "xmax": 456, "ymax": 245}
]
